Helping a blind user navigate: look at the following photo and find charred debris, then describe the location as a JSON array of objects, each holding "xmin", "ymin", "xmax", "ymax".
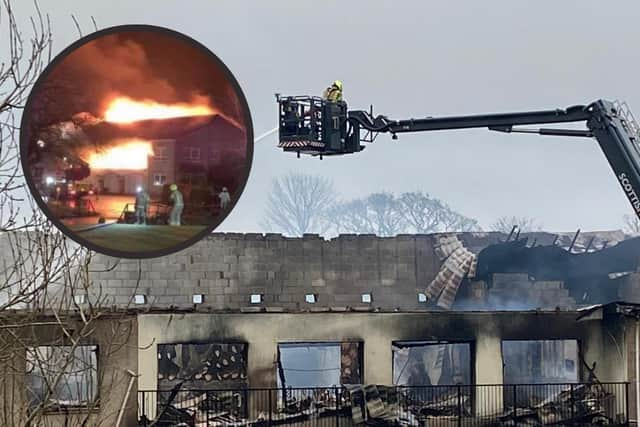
[{"xmin": 425, "ymin": 228, "xmax": 640, "ymax": 310}]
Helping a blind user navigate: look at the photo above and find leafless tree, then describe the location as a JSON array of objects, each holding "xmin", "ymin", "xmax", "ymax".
[
  {"xmin": 329, "ymin": 191, "xmax": 481, "ymax": 236},
  {"xmin": 440, "ymin": 209, "xmax": 482, "ymax": 232},
  {"xmin": 329, "ymin": 192, "xmax": 406, "ymax": 237},
  {"xmin": 491, "ymin": 215, "xmax": 543, "ymax": 233},
  {"xmin": 623, "ymin": 213, "xmax": 640, "ymax": 235},
  {"xmin": 0, "ymin": 0, "xmax": 51, "ymax": 234},
  {"xmin": 0, "ymin": 3, "xmax": 138, "ymax": 426},
  {"xmin": 261, "ymin": 172, "xmax": 337, "ymax": 236},
  {"xmin": 398, "ymin": 191, "xmax": 481, "ymax": 233}
]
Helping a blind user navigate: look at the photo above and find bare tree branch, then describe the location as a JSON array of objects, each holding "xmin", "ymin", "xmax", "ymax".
[
  {"xmin": 261, "ymin": 172, "xmax": 336, "ymax": 236},
  {"xmin": 491, "ymin": 215, "xmax": 543, "ymax": 233},
  {"xmin": 329, "ymin": 192, "xmax": 406, "ymax": 237},
  {"xmin": 329, "ymin": 191, "xmax": 481, "ymax": 236},
  {"xmin": 0, "ymin": 3, "xmax": 138, "ymax": 425}
]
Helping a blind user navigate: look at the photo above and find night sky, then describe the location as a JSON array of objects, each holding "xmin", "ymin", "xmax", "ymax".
[{"xmin": 29, "ymin": 28, "xmax": 246, "ymax": 129}]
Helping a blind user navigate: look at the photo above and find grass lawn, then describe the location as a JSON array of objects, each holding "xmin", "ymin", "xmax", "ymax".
[{"xmin": 75, "ymin": 224, "xmax": 208, "ymax": 253}]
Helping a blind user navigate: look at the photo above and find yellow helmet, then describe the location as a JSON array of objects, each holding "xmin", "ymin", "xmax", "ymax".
[
  {"xmin": 170, "ymin": 184, "xmax": 178, "ymax": 191},
  {"xmin": 333, "ymin": 80, "xmax": 343, "ymax": 91}
]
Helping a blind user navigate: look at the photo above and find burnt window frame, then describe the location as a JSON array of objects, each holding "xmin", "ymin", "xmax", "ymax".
[
  {"xmin": 391, "ymin": 340, "xmax": 476, "ymax": 417},
  {"xmin": 276, "ymin": 340, "xmax": 364, "ymax": 389},
  {"xmin": 25, "ymin": 344, "xmax": 100, "ymax": 413},
  {"xmin": 155, "ymin": 341, "xmax": 249, "ymax": 420},
  {"xmin": 156, "ymin": 340, "xmax": 249, "ymax": 390},
  {"xmin": 500, "ymin": 338, "xmax": 581, "ymax": 385},
  {"xmin": 391, "ymin": 340, "xmax": 475, "ymax": 386}
]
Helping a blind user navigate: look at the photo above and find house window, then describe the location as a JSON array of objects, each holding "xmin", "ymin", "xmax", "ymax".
[
  {"xmin": 157, "ymin": 342, "xmax": 247, "ymax": 388},
  {"xmin": 157, "ymin": 343, "xmax": 247, "ymax": 419},
  {"xmin": 277, "ymin": 342, "xmax": 362, "ymax": 389},
  {"xmin": 209, "ymin": 149, "xmax": 220, "ymax": 161},
  {"xmin": 502, "ymin": 340, "xmax": 579, "ymax": 408},
  {"xmin": 26, "ymin": 345, "xmax": 98, "ymax": 410},
  {"xmin": 392, "ymin": 341, "xmax": 472, "ymax": 415},
  {"xmin": 277, "ymin": 343, "xmax": 341, "ymax": 388},
  {"xmin": 154, "ymin": 145, "xmax": 168, "ymax": 160},
  {"xmin": 153, "ymin": 174, "xmax": 167, "ymax": 186},
  {"xmin": 392, "ymin": 341, "xmax": 471, "ymax": 386},
  {"xmin": 276, "ymin": 342, "xmax": 362, "ymax": 409},
  {"xmin": 185, "ymin": 147, "xmax": 200, "ymax": 161},
  {"xmin": 502, "ymin": 340, "xmax": 578, "ymax": 384}
]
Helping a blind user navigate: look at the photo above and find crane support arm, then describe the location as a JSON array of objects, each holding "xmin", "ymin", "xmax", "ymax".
[
  {"xmin": 276, "ymin": 95, "xmax": 640, "ymax": 219},
  {"xmin": 348, "ymin": 105, "xmax": 592, "ymax": 134}
]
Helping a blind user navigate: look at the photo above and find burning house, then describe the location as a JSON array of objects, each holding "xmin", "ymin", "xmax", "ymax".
[
  {"xmin": 18, "ymin": 26, "xmax": 255, "ymax": 258},
  {"xmin": 81, "ymin": 139, "xmax": 153, "ymax": 195},
  {"xmin": 80, "ymin": 111, "xmax": 247, "ymax": 200},
  {"xmin": 20, "ymin": 97, "xmax": 249, "ymax": 255},
  {"xmin": 145, "ymin": 114, "xmax": 247, "ymax": 199}
]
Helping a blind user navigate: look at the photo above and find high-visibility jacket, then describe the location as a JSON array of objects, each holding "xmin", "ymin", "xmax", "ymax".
[
  {"xmin": 135, "ymin": 192, "xmax": 149, "ymax": 209},
  {"xmin": 170, "ymin": 190, "xmax": 184, "ymax": 206},
  {"xmin": 323, "ymin": 87, "xmax": 343, "ymax": 102}
]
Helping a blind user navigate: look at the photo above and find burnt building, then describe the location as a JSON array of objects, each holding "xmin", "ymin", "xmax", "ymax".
[{"xmin": 2, "ymin": 231, "xmax": 640, "ymax": 425}]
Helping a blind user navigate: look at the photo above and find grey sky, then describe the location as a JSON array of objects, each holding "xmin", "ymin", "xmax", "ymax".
[{"xmin": 9, "ymin": 0, "xmax": 640, "ymax": 233}]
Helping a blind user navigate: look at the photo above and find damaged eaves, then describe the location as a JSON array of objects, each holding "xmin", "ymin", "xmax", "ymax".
[
  {"xmin": 576, "ymin": 301, "xmax": 640, "ymax": 321},
  {"xmin": 3, "ymin": 230, "xmax": 638, "ymax": 314},
  {"xmin": 431, "ymin": 232, "xmax": 640, "ymax": 309}
]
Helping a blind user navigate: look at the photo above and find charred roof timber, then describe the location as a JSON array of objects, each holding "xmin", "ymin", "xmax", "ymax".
[
  {"xmin": 276, "ymin": 96, "xmax": 640, "ymax": 222},
  {"xmin": 474, "ymin": 235, "xmax": 640, "ymax": 304}
]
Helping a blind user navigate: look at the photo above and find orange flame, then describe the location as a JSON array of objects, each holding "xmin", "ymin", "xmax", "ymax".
[
  {"xmin": 104, "ymin": 96, "xmax": 214, "ymax": 123},
  {"xmin": 87, "ymin": 139, "xmax": 154, "ymax": 170}
]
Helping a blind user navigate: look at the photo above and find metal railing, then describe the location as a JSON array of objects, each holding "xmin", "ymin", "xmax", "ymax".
[
  {"xmin": 138, "ymin": 382, "xmax": 629, "ymax": 426},
  {"xmin": 614, "ymin": 100, "xmax": 640, "ymax": 142}
]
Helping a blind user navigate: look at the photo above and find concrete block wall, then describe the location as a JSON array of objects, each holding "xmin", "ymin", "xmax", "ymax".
[
  {"xmin": 0, "ymin": 231, "xmax": 629, "ymax": 312},
  {"xmin": 617, "ymin": 273, "xmax": 640, "ymax": 303},
  {"xmin": 487, "ymin": 273, "xmax": 576, "ymax": 310},
  {"xmin": 87, "ymin": 233, "xmax": 442, "ymax": 311}
]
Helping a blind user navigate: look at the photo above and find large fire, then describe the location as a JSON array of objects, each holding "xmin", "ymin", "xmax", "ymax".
[
  {"xmin": 104, "ymin": 96, "xmax": 214, "ymax": 123},
  {"xmin": 87, "ymin": 139, "xmax": 153, "ymax": 170}
]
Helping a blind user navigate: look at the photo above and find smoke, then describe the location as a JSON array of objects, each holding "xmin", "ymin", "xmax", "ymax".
[
  {"xmin": 42, "ymin": 32, "xmax": 243, "ymax": 127},
  {"xmin": 51, "ymin": 36, "xmax": 174, "ymax": 108},
  {"xmin": 439, "ymin": 231, "xmax": 640, "ymax": 311}
]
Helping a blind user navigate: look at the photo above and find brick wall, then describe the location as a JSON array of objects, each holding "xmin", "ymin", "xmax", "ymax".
[
  {"xmin": 2, "ymin": 231, "xmax": 630, "ymax": 311},
  {"xmin": 87, "ymin": 233, "xmax": 442, "ymax": 310},
  {"xmin": 486, "ymin": 273, "xmax": 575, "ymax": 309}
]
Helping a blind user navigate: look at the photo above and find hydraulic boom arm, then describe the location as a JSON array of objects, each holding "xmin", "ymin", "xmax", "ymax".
[
  {"xmin": 347, "ymin": 105, "xmax": 592, "ymax": 134},
  {"xmin": 276, "ymin": 96, "xmax": 640, "ymax": 219}
]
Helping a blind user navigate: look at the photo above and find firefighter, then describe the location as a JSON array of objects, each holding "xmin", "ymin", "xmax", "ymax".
[
  {"xmin": 219, "ymin": 187, "xmax": 231, "ymax": 210},
  {"xmin": 283, "ymin": 100, "xmax": 301, "ymax": 134},
  {"xmin": 322, "ymin": 80, "xmax": 343, "ymax": 102},
  {"xmin": 134, "ymin": 186, "xmax": 150, "ymax": 225},
  {"xmin": 168, "ymin": 184, "xmax": 184, "ymax": 226}
]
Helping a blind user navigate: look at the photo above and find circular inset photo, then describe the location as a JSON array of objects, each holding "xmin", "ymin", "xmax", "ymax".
[{"xmin": 21, "ymin": 25, "xmax": 253, "ymax": 259}]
